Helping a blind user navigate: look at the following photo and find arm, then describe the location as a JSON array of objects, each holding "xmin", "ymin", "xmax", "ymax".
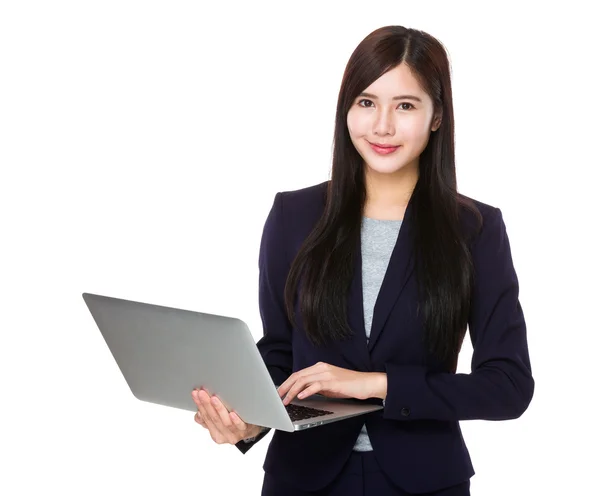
[
  {"xmin": 235, "ymin": 192, "xmax": 293, "ymax": 453},
  {"xmin": 235, "ymin": 426, "xmax": 271, "ymax": 454},
  {"xmin": 382, "ymin": 207, "xmax": 535, "ymax": 422}
]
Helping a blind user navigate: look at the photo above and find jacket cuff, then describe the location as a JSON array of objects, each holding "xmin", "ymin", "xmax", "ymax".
[
  {"xmin": 382, "ymin": 362, "xmax": 436, "ymax": 421},
  {"xmin": 242, "ymin": 426, "xmax": 269, "ymax": 443},
  {"xmin": 235, "ymin": 426, "xmax": 271, "ymax": 454}
]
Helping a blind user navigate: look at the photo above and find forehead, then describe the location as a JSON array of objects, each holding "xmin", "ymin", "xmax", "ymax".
[{"xmin": 362, "ymin": 64, "xmax": 425, "ymax": 98}]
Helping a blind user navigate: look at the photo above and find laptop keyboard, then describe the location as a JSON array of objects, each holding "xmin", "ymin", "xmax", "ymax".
[{"xmin": 285, "ymin": 403, "xmax": 334, "ymax": 421}]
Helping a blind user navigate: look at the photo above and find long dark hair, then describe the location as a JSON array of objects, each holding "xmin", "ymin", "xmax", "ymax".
[{"xmin": 283, "ymin": 26, "xmax": 483, "ymax": 372}]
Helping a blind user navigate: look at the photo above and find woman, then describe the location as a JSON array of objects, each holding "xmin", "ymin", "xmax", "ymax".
[{"xmin": 191, "ymin": 25, "xmax": 534, "ymax": 495}]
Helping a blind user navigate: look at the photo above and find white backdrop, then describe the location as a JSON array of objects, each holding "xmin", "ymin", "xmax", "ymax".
[{"xmin": 1, "ymin": 1, "xmax": 598, "ymax": 494}]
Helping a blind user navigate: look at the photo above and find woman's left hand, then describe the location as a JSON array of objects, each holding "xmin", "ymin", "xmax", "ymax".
[{"xmin": 277, "ymin": 362, "xmax": 375, "ymax": 405}]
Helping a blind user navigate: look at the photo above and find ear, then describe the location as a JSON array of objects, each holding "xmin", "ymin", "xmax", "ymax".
[{"xmin": 431, "ymin": 113, "xmax": 442, "ymax": 132}]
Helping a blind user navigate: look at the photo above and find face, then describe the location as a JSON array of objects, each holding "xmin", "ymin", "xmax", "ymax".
[{"xmin": 346, "ymin": 63, "xmax": 442, "ymax": 178}]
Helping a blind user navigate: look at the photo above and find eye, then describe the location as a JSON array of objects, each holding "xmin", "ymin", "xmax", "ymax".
[{"xmin": 357, "ymin": 99, "xmax": 415, "ymax": 111}]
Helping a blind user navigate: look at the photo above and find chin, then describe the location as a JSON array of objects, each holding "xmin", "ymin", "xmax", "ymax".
[{"xmin": 365, "ymin": 163, "xmax": 406, "ymax": 175}]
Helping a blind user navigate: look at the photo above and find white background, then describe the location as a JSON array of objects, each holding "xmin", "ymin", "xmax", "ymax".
[{"xmin": 1, "ymin": 1, "xmax": 598, "ymax": 494}]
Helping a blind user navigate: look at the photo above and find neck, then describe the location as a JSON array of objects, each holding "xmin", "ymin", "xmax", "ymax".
[{"xmin": 363, "ymin": 163, "xmax": 418, "ymax": 219}]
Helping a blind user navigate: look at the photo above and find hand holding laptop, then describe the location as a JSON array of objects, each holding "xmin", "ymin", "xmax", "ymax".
[
  {"xmin": 192, "ymin": 388, "xmax": 265, "ymax": 444},
  {"xmin": 82, "ymin": 292, "xmax": 383, "ymax": 435}
]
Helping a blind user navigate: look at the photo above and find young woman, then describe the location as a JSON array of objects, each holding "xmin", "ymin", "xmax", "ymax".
[{"xmin": 191, "ymin": 25, "xmax": 534, "ymax": 495}]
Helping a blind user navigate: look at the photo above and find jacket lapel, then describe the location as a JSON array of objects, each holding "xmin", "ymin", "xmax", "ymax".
[
  {"xmin": 366, "ymin": 197, "xmax": 416, "ymax": 352},
  {"xmin": 339, "ymin": 194, "xmax": 416, "ymax": 369},
  {"xmin": 340, "ymin": 241, "xmax": 372, "ymax": 371}
]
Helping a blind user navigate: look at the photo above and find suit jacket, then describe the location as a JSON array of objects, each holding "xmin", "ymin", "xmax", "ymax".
[{"xmin": 235, "ymin": 180, "xmax": 534, "ymax": 493}]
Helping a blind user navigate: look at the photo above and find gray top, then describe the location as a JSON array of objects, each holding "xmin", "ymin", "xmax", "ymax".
[
  {"xmin": 360, "ymin": 216, "xmax": 403, "ymax": 345},
  {"xmin": 353, "ymin": 215, "xmax": 402, "ymax": 451}
]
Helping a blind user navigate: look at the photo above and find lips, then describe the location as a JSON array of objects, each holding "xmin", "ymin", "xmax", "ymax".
[
  {"xmin": 370, "ymin": 142, "xmax": 398, "ymax": 148},
  {"xmin": 368, "ymin": 141, "xmax": 401, "ymax": 155}
]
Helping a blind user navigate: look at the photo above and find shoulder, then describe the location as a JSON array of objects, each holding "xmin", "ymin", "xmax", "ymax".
[
  {"xmin": 278, "ymin": 180, "xmax": 329, "ymax": 218},
  {"xmin": 457, "ymin": 193, "xmax": 507, "ymax": 253},
  {"xmin": 279, "ymin": 179, "xmax": 328, "ymax": 203},
  {"xmin": 458, "ymin": 192, "xmax": 499, "ymax": 220},
  {"xmin": 457, "ymin": 193, "xmax": 514, "ymax": 263},
  {"xmin": 270, "ymin": 181, "xmax": 329, "ymax": 255}
]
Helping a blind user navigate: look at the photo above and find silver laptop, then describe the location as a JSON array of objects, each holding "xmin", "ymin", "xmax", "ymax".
[{"xmin": 82, "ymin": 292, "xmax": 383, "ymax": 432}]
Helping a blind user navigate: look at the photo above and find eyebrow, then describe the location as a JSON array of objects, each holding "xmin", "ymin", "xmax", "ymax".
[{"xmin": 358, "ymin": 92, "xmax": 422, "ymax": 103}]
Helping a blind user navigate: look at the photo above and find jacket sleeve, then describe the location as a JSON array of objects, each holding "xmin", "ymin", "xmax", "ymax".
[
  {"xmin": 382, "ymin": 207, "xmax": 535, "ymax": 422},
  {"xmin": 235, "ymin": 426, "xmax": 271, "ymax": 454},
  {"xmin": 235, "ymin": 192, "xmax": 294, "ymax": 453}
]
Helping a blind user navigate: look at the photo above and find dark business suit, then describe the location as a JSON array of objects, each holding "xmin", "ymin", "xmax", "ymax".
[{"xmin": 236, "ymin": 180, "xmax": 534, "ymax": 494}]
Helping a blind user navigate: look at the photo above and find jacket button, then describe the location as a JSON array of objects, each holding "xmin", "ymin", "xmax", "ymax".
[{"xmin": 400, "ymin": 407, "xmax": 411, "ymax": 417}]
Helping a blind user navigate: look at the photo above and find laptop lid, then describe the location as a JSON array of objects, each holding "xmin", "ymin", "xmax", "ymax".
[{"xmin": 82, "ymin": 292, "xmax": 296, "ymax": 431}]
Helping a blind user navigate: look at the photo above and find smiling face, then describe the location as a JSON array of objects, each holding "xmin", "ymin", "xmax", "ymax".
[{"xmin": 346, "ymin": 63, "xmax": 441, "ymax": 179}]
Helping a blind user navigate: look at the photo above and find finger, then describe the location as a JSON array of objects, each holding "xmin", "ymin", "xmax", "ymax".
[
  {"xmin": 210, "ymin": 397, "xmax": 247, "ymax": 442},
  {"xmin": 198, "ymin": 390, "xmax": 221, "ymax": 424},
  {"xmin": 278, "ymin": 363, "xmax": 324, "ymax": 397},
  {"xmin": 194, "ymin": 408, "xmax": 212, "ymax": 431},
  {"xmin": 283, "ymin": 379, "xmax": 313, "ymax": 405},
  {"xmin": 277, "ymin": 374, "xmax": 296, "ymax": 397},
  {"xmin": 284, "ymin": 371, "xmax": 332, "ymax": 404},
  {"xmin": 198, "ymin": 391, "xmax": 237, "ymax": 442},
  {"xmin": 295, "ymin": 382, "xmax": 324, "ymax": 401},
  {"xmin": 194, "ymin": 411, "xmax": 207, "ymax": 427},
  {"xmin": 284, "ymin": 373, "xmax": 329, "ymax": 405},
  {"xmin": 229, "ymin": 411, "xmax": 248, "ymax": 432},
  {"xmin": 192, "ymin": 389, "xmax": 203, "ymax": 409},
  {"xmin": 210, "ymin": 396, "xmax": 234, "ymax": 428},
  {"xmin": 198, "ymin": 403, "xmax": 226, "ymax": 442},
  {"xmin": 197, "ymin": 393, "xmax": 217, "ymax": 429},
  {"xmin": 197, "ymin": 403, "xmax": 211, "ymax": 427}
]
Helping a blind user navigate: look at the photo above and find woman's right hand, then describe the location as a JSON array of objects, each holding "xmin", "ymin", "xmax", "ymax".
[{"xmin": 191, "ymin": 388, "xmax": 264, "ymax": 444}]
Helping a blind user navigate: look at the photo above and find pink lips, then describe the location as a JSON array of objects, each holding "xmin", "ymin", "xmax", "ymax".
[{"xmin": 369, "ymin": 142, "xmax": 401, "ymax": 155}]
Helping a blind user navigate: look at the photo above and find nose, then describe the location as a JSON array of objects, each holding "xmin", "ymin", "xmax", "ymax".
[{"xmin": 373, "ymin": 108, "xmax": 395, "ymax": 136}]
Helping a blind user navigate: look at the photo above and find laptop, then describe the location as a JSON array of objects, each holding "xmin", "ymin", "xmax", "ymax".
[{"xmin": 82, "ymin": 292, "xmax": 383, "ymax": 432}]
